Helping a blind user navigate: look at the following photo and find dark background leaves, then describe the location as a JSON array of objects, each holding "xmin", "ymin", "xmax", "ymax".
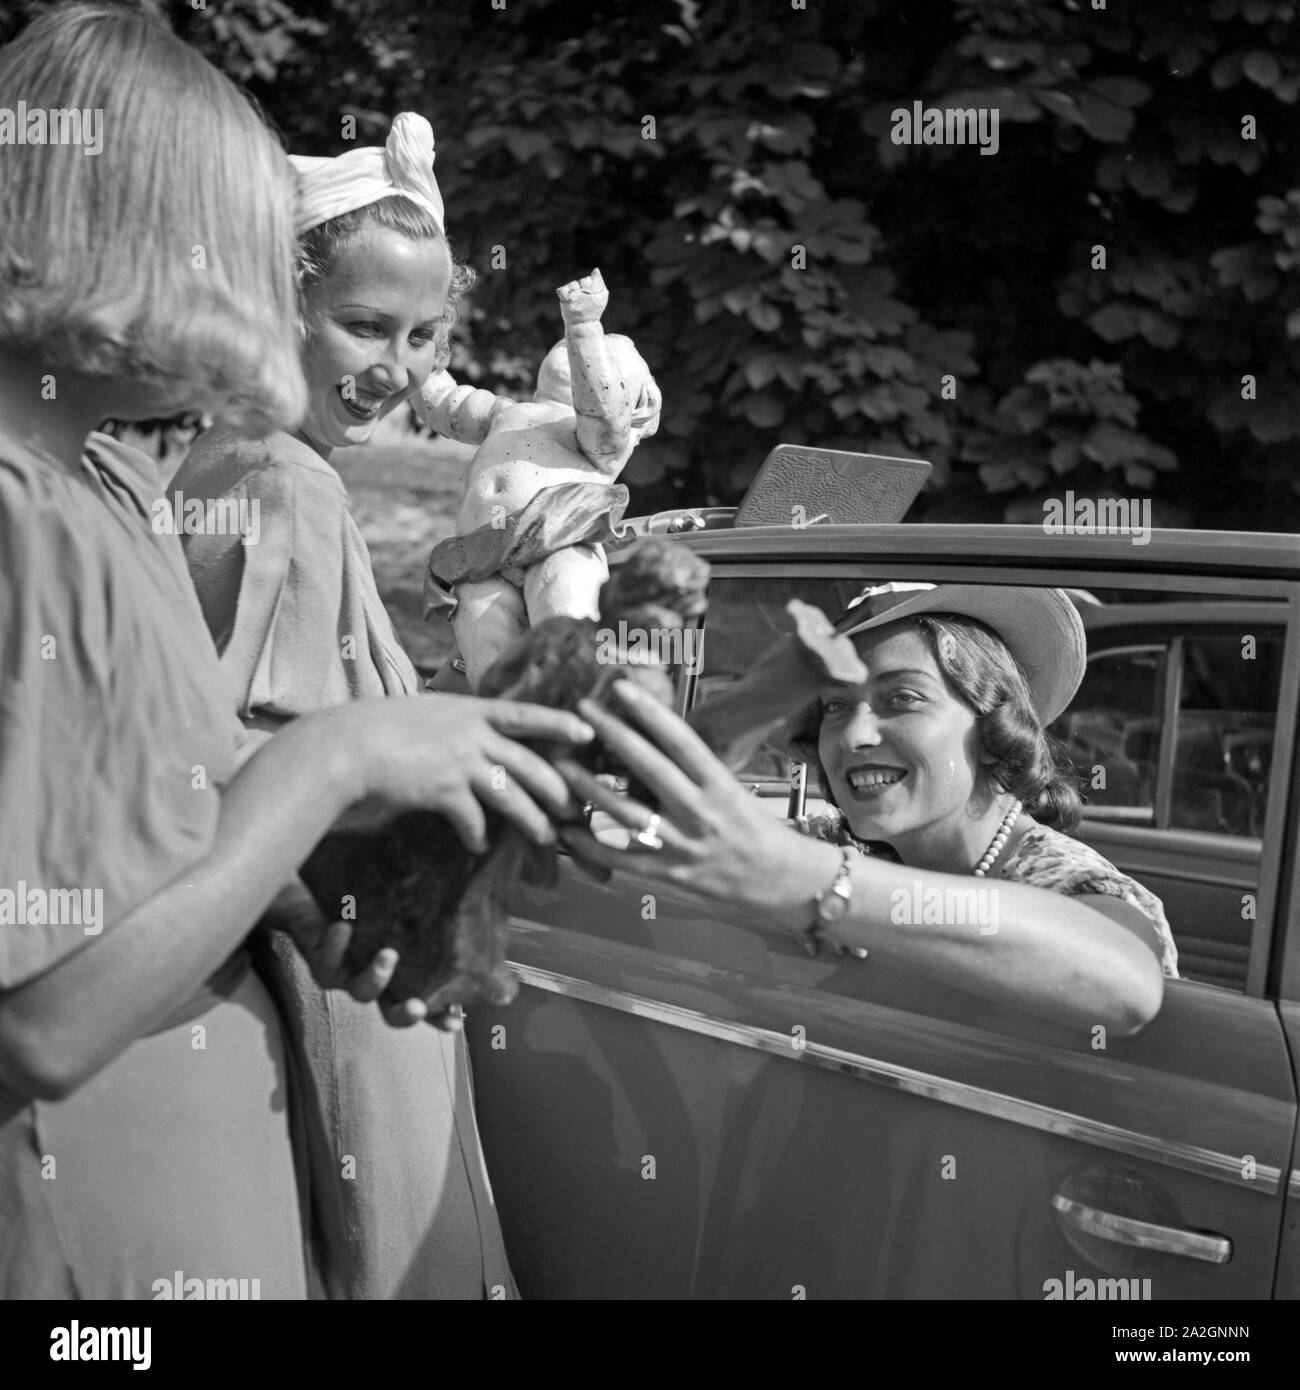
[{"xmin": 5, "ymin": 0, "xmax": 1298, "ymax": 529}]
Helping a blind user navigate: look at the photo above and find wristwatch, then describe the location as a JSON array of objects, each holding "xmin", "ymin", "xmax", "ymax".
[{"xmin": 803, "ymin": 847, "xmax": 855, "ymax": 957}]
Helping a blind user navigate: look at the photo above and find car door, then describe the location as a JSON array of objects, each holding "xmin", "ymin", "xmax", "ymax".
[{"xmin": 467, "ymin": 533, "xmax": 1300, "ymax": 1299}]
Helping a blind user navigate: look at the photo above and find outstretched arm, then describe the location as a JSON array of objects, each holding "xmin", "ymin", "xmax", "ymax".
[
  {"xmin": 556, "ymin": 684, "xmax": 1166, "ymax": 1039},
  {"xmin": 557, "ymin": 269, "xmax": 632, "ymax": 474},
  {"xmin": 412, "ymin": 369, "xmax": 516, "ymax": 446},
  {"xmin": 0, "ymin": 696, "xmax": 593, "ymax": 1100}
]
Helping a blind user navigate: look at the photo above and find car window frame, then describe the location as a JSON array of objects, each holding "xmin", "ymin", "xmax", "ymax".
[
  {"xmin": 1074, "ymin": 617, "xmax": 1288, "ymax": 845},
  {"xmin": 667, "ymin": 554, "xmax": 1300, "ymax": 1003},
  {"xmin": 1064, "ymin": 640, "xmax": 1167, "ymax": 828},
  {"xmin": 1168, "ymin": 628, "xmax": 1282, "ymax": 840}
]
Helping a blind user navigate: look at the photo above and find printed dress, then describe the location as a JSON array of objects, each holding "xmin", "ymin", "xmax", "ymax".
[{"xmin": 170, "ymin": 424, "xmax": 516, "ymax": 1300}]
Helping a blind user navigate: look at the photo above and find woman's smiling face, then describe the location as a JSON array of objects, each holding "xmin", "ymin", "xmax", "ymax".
[
  {"xmin": 298, "ymin": 224, "xmax": 451, "ymax": 454},
  {"xmin": 817, "ymin": 621, "xmax": 994, "ymax": 857}
]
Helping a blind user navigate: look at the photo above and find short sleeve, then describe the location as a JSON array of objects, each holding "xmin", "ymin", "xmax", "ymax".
[
  {"xmin": 1000, "ymin": 825, "xmax": 1180, "ymax": 978},
  {"xmin": 0, "ymin": 444, "xmax": 238, "ymax": 988},
  {"xmin": 176, "ymin": 429, "xmax": 420, "ymax": 718}
]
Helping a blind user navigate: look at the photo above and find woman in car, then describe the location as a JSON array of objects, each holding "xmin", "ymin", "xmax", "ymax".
[{"xmin": 557, "ymin": 581, "xmax": 1176, "ymax": 1035}]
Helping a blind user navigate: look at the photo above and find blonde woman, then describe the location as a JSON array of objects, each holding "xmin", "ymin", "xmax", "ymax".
[{"xmin": 0, "ymin": 4, "xmax": 589, "ymax": 1299}]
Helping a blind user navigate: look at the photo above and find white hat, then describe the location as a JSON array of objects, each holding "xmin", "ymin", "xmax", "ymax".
[{"xmin": 779, "ymin": 582, "xmax": 1087, "ymax": 759}]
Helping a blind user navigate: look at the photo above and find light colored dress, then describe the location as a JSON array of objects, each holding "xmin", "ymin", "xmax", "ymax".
[
  {"xmin": 173, "ymin": 425, "xmax": 516, "ymax": 1300},
  {"xmin": 0, "ymin": 427, "xmax": 312, "ymax": 1299}
]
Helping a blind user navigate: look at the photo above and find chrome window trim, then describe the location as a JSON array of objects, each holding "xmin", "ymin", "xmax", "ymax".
[
  {"xmin": 1084, "ymin": 643, "xmax": 1170, "ymax": 658},
  {"xmin": 677, "ymin": 527, "xmax": 1300, "ymax": 578},
  {"xmin": 1077, "ymin": 806, "xmax": 1156, "ymax": 824},
  {"xmin": 1268, "ymin": 590, "xmax": 1300, "ymax": 1002},
  {"xmin": 1060, "ymin": 641, "xmax": 1166, "ymax": 827},
  {"xmin": 509, "ymin": 963, "xmax": 1283, "ymax": 1196},
  {"xmin": 697, "ymin": 559, "xmax": 1297, "ymax": 598},
  {"xmin": 1154, "ymin": 634, "xmax": 1183, "ymax": 832}
]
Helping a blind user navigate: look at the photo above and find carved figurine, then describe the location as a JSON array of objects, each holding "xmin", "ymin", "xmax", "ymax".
[{"xmin": 413, "ymin": 268, "xmax": 661, "ymax": 689}]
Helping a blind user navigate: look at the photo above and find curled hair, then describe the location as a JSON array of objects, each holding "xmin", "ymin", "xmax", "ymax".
[
  {"xmin": 0, "ymin": 2, "xmax": 307, "ymax": 433},
  {"xmin": 812, "ymin": 613, "xmax": 1082, "ymax": 832},
  {"xmin": 296, "ymin": 196, "xmax": 475, "ymax": 371}
]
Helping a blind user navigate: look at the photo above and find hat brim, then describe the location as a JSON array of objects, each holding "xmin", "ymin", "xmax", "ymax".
[{"xmin": 772, "ymin": 584, "xmax": 1087, "ymax": 763}]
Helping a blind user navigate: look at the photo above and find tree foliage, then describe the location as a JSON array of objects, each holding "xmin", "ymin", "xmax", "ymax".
[{"xmin": 7, "ymin": 0, "xmax": 1296, "ymax": 528}]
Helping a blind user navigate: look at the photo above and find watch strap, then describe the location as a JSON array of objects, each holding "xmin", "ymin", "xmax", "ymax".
[{"xmin": 803, "ymin": 847, "xmax": 855, "ymax": 957}]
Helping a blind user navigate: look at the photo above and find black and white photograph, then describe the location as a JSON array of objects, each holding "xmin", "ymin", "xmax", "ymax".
[{"xmin": 0, "ymin": 0, "xmax": 1297, "ymax": 1350}]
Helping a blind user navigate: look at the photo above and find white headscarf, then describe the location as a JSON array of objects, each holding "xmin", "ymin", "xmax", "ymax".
[{"xmin": 290, "ymin": 112, "xmax": 445, "ymax": 238}]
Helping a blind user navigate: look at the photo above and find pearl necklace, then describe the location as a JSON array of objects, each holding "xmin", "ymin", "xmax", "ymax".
[{"xmin": 973, "ymin": 800, "xmax": 1022, "ymax": 877}]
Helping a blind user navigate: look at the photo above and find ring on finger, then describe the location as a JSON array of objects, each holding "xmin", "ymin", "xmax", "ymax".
[{"xmin": 632, "ymin": 812, "xmax": 664, "ymax": 851}]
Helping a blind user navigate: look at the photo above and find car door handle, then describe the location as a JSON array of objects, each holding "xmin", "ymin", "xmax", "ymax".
[{"xmin": 1051, "ymin": 1193, "xmax": 1232, "ymax": 1264}]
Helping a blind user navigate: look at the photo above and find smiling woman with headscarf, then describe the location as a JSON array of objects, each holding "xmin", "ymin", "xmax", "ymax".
[{"xmin": 170, "ymin": 114, "xmax": 516, "ymax": 1300}]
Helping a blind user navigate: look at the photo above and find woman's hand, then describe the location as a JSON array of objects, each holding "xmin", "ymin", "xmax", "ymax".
[
  {"xmin": 340, "ymin": 693, "xmax": 595, "ymax": 854},
  {"xmin": 262, "ymin": 880, "xmax": 460, "ymax": 1031},
  {"xmin": 0, "ymin": 691, "xmax": 583, "ymax": 1100},
  {"xmin": 554, "ymin": 681, "xmax": 833, "ymax": 930}
]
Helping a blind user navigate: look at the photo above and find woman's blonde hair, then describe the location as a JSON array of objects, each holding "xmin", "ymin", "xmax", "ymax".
[{"xmin": 0, "ymin": 3, "xmax": 307, "ymax": 432}]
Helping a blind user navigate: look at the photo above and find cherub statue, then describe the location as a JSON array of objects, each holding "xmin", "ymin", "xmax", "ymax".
[{"xmin": 414, "ymin": 269, "xmax": 661, "ymax": 689}]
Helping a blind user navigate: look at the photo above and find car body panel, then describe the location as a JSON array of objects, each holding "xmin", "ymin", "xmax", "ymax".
[{"xmin": 469, "ymin": 873, "xmax": 1293, "ymax": 1297}]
